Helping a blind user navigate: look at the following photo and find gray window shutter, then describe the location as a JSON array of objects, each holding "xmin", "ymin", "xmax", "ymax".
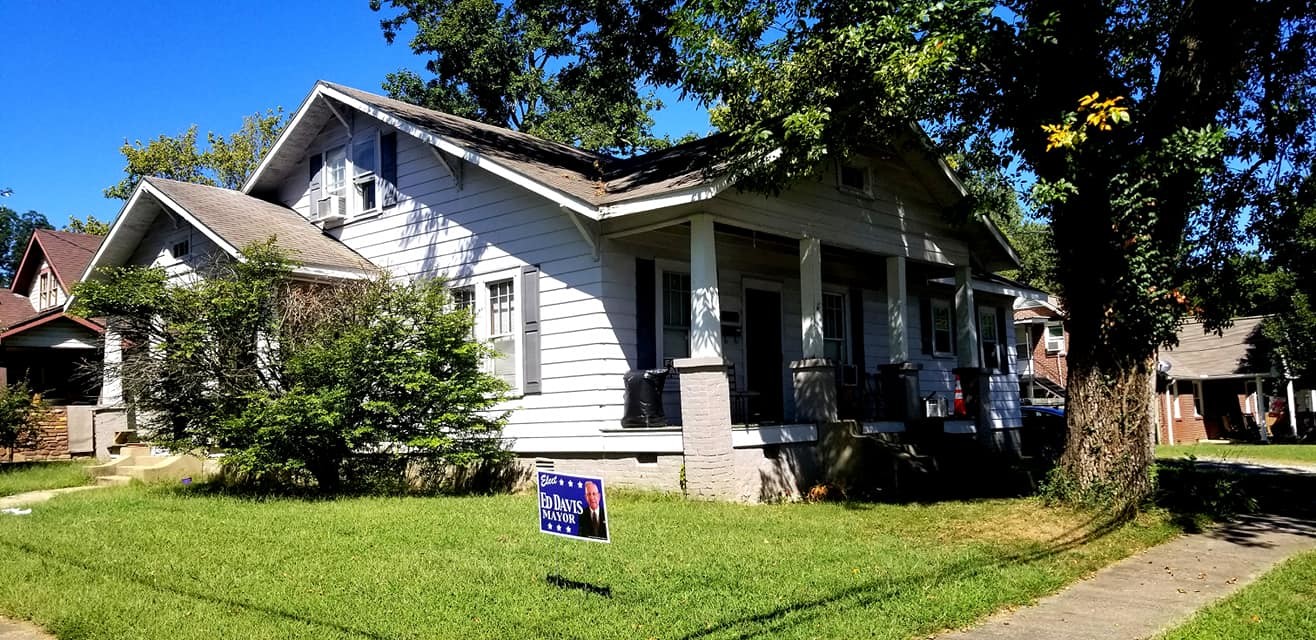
[
  {"xmin": 849, "ymin": 287, "xmax": 864, "ymax": 371},
  {"xmin": 635, "ymin": 258, "xmax": 656, "ymax": 369},
  {"xmin": 380, "ymin": 132, "xmax": 398, "ymax": 207},
  {"xmin": 996, "ymin": 305, "xmax": 1009, "ymax": 371},
  {"xmin": 521, "ymin": 265, "xmax": 542, "ymax": 394},
  {"xmin": 308, "ymin": 154, "xmax": 323, "ymax": 211}
]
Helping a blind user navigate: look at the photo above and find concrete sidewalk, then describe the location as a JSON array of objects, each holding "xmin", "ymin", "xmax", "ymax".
[
  {"xmin": 940, "ymin": 459, "xmax": 1316, "ymax": 640},
  {"xmin": 0, "ymin": 617, "xmax": 52, "ymax": 640},
  {"xmin": 0, "ymin": 485, "xmax": 102, "ymax": 511}
]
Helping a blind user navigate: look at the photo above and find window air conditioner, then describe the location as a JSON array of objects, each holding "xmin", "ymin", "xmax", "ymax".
[{"xmin": 316, "ymin": 196, "xmax": 347, "ymax": 223}]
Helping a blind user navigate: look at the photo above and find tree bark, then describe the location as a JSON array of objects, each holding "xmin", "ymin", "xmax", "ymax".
[{"xmin": 1058, "ymin": 354, "xmax": 1157, "ymax": 508}]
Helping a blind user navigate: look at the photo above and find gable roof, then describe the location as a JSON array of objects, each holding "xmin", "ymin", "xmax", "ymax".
[
  {"xmin": 11, "ymin": 229, "xmax": 102, "ymax": 294},
  {"xmin": 1161, "ymin": 316, "xmax": 1271, "ymax": 380},
  {"xmin": 244, "ymin": 80, "xmax": 1019, "ymax": 268},
  {"xmin": 75, "ymin": 177, "xmax": 376, "ymax": 291},
  {"xmin": 245, "ymin": 82, "xmax": 727, "ymax": 216}
]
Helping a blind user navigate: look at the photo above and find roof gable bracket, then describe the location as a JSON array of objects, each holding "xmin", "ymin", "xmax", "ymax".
[
  {"xmin": 561, "ymin": 205, "xmax": 599, "ymax": 261},
  {"xmin": 428, "ymin": 145, "xmax": 463, "ymax": 190},
  {"xmin": 321, "ymin": 95, "xmax": 352, "ymax": 137}
]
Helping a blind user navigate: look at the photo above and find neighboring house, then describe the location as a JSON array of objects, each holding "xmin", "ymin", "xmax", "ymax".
[
  {"xmin": 75, "ymin": 81, "xmax": 1044, "ymax": 500},
  {"xmin": 0, "ymin": 229, "xmax": 104, "ymax": 401},
  {"xmin": 0, "ymin": 229, "xmax": 105, "ymax": 461},
  {"xmin": 1013, "ymin": 297, "xmax": 1068, "ymax": 406},
  {"xmin": 1156, "ymin": 316, "xmax": 1302, "ymax": 443}
]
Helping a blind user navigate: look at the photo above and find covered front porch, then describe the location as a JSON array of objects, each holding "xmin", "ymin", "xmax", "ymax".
[{"xmin": 606, "ymin": 212, "xmax": 1028, "ymax": 498}]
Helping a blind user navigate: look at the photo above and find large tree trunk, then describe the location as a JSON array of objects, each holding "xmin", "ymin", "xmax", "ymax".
[{"xmin": 1058, "ymin": 354, "xmax": 1157, "ymax": 508}]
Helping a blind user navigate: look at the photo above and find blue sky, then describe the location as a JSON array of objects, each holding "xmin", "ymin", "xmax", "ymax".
[{"xmin": 0, "ymin": 1, "xmax": 710, "ymax": 229}]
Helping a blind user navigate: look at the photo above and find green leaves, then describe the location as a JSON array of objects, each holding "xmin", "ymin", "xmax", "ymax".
[
  {"xmin": 77, "ymin": 240, "xmax": 508, "ymax": 492},
  {"xmin": 104, "ymin": 109, "xmax": 287, "ymax": 200}
]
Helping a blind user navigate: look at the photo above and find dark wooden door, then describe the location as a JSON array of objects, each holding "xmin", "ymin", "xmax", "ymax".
[{"xmin": 745, "ymin": 288, "xmax": 783, "ymax": 423}]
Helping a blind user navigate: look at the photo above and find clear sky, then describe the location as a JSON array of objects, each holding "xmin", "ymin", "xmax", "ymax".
[{"xmin": 0, "ymin": 1, "xmax": 710, "ymax": 229}]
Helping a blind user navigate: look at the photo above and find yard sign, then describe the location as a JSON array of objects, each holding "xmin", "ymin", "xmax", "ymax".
[{"xmin": 538, "ymin": 471, "xmax": 610, "ymax": 543}]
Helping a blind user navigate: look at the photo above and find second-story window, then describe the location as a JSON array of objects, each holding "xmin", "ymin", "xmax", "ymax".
[
  {"xmin": 38, "ymin": 272, "xmax": 54, "ymax": 309},
  {"xmin": 353, "ymin": 137, "xmax": 377, "ymax": 213},
  {"xmin": 323, "ymin": 146, "xmax": 348, "ymax": 199}
]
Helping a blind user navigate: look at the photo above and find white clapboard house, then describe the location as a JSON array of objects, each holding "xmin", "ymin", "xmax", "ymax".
[{"xmin": 75, "ymin": 81, "xmax": 1042, "ymax": 501}]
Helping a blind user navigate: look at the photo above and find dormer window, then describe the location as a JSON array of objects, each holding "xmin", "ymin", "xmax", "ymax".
[
  {"xmin": 37, "ymin": 272, "xmax": 55, "ymax": 310},
  {"xmin": 309, "ymin": 131, "xmax": 397, "ymax": 225}
]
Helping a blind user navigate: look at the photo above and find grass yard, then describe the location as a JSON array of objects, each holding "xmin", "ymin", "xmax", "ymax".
[
  {"xmin": 0, "ymin": 461, "xmax": 92, "ymax": 497},
  {"xmin": 1158, "ymin": 549, "xmax": 1316, "ymax": 640},
  {"xmin": 0, "ymin": 486, "xmax": 1180, "ymax": 640},
  {"xmin": 1157, "ymin": 443, "xmax": 1316, "ymax": 466}
]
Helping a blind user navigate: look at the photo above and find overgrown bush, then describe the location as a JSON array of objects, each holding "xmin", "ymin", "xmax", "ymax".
[
  {"xmin": 0, "ymin": 382, "xmax": 46, "ymax": 463},
  {"xmin": 73, "ymin": 240, "xmax": 510, "ymax": 491}
]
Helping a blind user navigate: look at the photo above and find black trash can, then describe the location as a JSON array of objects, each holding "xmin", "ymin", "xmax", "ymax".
[{"xmin": 621, "ymin": 369, "xmax": 669, "ymax": 427}]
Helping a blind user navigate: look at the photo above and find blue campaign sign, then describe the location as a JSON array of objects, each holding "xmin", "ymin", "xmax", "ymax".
[{"xmin": 538, "ymin": 471, "xmax": 610, "ymax": 543}]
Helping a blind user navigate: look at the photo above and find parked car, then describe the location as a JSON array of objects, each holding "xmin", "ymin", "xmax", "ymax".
[{"xmin": 1020, "ymin": 405, "xmax": 1067, "ymax": 462}]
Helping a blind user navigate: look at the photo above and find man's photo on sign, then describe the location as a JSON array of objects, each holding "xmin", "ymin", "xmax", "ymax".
[{"xmin": 580, "ymin": 481, "xmax": 607, "ymax": 539}]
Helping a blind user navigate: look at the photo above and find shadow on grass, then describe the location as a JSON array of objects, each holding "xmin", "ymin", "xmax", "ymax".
[
  {"xmin": 676, "ymin": 509, "xmax": 1134, "ymax": 640},
  {"xmin": 162, "ymin": 455, "xmax": 534, "ymax": 503},
  {"xmin": 1155, "ymin": 457, "xmax": 1316, "ymax": 547},
  {"xmin": 0, "ymin": 537, "xmax": 394, "ymax": 640}
]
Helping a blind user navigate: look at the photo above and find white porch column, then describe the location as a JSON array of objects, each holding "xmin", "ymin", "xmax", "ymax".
[
  {"xmin": 1254, "ymin": 375, "xmax": 1268, "ymax": 441},
  {"xmin": 100, "ymin": 323, "xmax": 123, "ymax": 406},
  {"xmin": 886, "ymin": 256, "xmax": 909, "ymax": 363},
  {"xmin": 1286, "ymin": 378, "xmax": 1299, "ymax": 438},
  {"xmin": 688, "ymin": 214, "xmax": 723, "ymax": 360},
  {"xmin": 799, "ymin": 236, "xmax": 824, "ymax": 359},
  {"xmin": 954, "ymin": 266, "xmax": 980, "ymax": 369},
  {"xmin": 791, "ymin": 235, "xmax": 836, "ymax": 422},
  {"xmin": 676, "ymin": 214, "xmax": 735, "ymax": 500}
]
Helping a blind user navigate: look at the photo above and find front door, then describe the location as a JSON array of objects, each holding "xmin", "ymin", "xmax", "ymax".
[{"xmin": 744, "ymin": 288, "xmax": 784, "ymax": 423}]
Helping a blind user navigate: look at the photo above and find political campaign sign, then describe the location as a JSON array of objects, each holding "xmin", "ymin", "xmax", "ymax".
[{"xmin": 538, "ymin": 471, "xmax": 609, "ymax": 543}]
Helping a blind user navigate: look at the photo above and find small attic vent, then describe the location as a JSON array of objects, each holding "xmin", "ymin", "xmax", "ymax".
[{"xmin": 171, "ymin": 240, "xmax": 190, "ymax": 259}]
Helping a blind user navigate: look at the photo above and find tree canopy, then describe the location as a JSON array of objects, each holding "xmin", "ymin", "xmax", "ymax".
[
  {"xmin": 0, "ymin": 206, "xmax": 52, "ymax": 287},
  {"xmin": 370, "ymin": 0, "xmax": 687, "ymax": 155},
  {"xmin": 63, "ymin": 214, "xmax": 111, "ymax": 236},
  {"xmin": 105, "ymin": 109, "xmax": 287, "ymax": 200}
]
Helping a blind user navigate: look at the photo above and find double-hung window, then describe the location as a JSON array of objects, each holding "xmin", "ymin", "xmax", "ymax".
[
  {"xmin": 822, "ymin": 292, "xmax": 846, "ymax": 363},
  {"xmin": 37, "ymin": 272, "xmax": 54, "ymax": 309},
  {"xmin": 487, "ymin": 280, "xmax": 517, "ymax": 387},
  {"xmin": 979, "ymin": 307, "xmax": 1001, "ymax": 370},
  {"xmin": 353, "ymin": 137, "xmax": 378, "ymax": 213},
  {"xmin": 931, "ymin": 299, "xmax": 954, "ymax": 356},
  {"xmin": 661, "ymin": 271, "xmax": 691, "ymax": 365},
  {"xmin": 323, "ymin": 146, "xmax": 347, "ymax": 200}
]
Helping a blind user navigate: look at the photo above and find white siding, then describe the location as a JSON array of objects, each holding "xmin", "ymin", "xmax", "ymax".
[
  {"xmin": 707, "ymin": 161, "xmax": 971, "ymax": 266},
  {"xmin": 127, "ymin": 212, "xmax": 222, "ymax": 282},
  {"xmin": 276, "ymin": 113, "xmax": 616, "ymax": 449},
  {"xmin": 3, "ymin": 321, "xmax": 98, "ymax": 349}
]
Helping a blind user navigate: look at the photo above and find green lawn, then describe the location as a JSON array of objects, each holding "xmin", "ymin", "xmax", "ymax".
[
  {"xmin": 1158, "ymin": 550, "xmax": 1316, "ymax": 640},
  {"xmin": 0, "ymin": 461, "xmax": 92, "ymax": 497},
  {"xmin": 0, "ymin": 486, "xmax": 1181, "ymax": 640},
  {"xmin": 1157, "ymin": 443, "xmax": 1316, "ymax": 466}
]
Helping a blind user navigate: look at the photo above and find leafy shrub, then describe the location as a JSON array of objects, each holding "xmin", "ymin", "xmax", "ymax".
[
  {"xmin": 0, "ymin": 382, "xmax": 46, "ymax": 463},
  {"xmin": 73, "ymin": 240, "xmax": 510, "ymax": 492}
]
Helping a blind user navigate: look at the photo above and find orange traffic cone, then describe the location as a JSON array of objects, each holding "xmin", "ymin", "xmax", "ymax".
[{"xmin": 953, "ymin": 375, "xmax": 966, "ymax": 416}]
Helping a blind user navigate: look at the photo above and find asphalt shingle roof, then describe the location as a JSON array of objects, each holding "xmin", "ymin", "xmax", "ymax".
[
  {"xmin": 145, "ymin": 177, "xmax": 375, "ymax": 274},
  {"xmin": 1162, "ymin": 316, "xmax": 1270, "ymax": 379},
  {"xmin": 324, "ymin": 82, "xmax": 725, "ymax": 206}
]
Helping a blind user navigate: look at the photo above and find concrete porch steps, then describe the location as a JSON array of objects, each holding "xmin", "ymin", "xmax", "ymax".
[
  {"xmin": 87, "ymin": 443, "xmax": 214, "ymax": 484},
  {"xmin": 94, "ymin": 475, "xmax": 133, "ymax": 486}
]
